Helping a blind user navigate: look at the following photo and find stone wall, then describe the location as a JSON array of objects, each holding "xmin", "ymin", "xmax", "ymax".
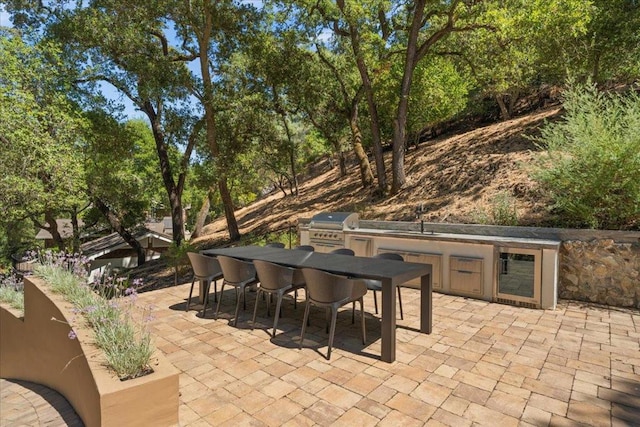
[{"xmin": 560, "ymin": 240, "xmax": 640, "ymax": 308}]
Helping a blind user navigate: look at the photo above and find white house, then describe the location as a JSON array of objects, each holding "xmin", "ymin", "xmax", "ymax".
[{"xmin": 81, "ymin": 229, "xmax": 173, "ymax": 281}]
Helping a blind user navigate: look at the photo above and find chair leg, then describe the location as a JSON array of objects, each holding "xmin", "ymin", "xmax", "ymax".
[
  {"xmin": 327, "ymin": 307, "xmax": 338, "ymax": 360},
  {"xmin": 373, "ymin": 290, "xmax": 378, "ymax": 314},
  {"xmin": 397, "ymin": 286, "xmax": 404, "ymax": 320},
  {"xmin": 351, "ymin": 301, "xmax": 355, "ymax": 324},
  {"xmin": 272, "ymin": 291, "xmax": 284, "ymax": 337},
  {"xmin": 201, "ymin": 280, "xmax": 211, "ymax": 317},
  {"xmin": 251, "ymin": 289, "xmax": 262, "ymax": 330},
  {"xmin": 233, "ymin": 285, "xmax": 244, "ymax": 326},
  {"xmin": 359, "ymin": 297, "xmax": 366, "ymax": 344},
  {"xmin": 186, "ymin": 278, "xmax": 196, "ymax": 311},
  {"xmin": 300, "ymin": 302, "xmax": 311, "ymax": 349},
  {"xmin": 214, "ymin": 282, "xmax": 226, "ymax": 320},
  {"xmin": 325, "ymin": 307, "xmax": 330, "ymax": 334},
  {"xmin": 212, "ymin": 279, "xmax": 218, "ymax": 303}
]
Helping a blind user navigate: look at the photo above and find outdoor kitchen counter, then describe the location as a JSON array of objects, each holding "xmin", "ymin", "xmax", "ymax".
[{"xmin": 346, "ymin": 227, "xmax": 562, "ymax": 249}]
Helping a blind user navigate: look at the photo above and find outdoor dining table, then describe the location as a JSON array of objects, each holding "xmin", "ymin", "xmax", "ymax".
[{"xmin": 201, "ymin": 245, "xmax": 432, "ymax": 363}]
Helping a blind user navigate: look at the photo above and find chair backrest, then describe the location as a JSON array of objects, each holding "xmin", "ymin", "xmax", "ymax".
[
  {"xmin": 187, "ymin": 252, "xmax": 222, "ymax": 278},
  {"xmin": 330, "ymin": 248, "xmax": 355, "ymax": 256},
  {"xmin": 265, "ymin": 242, "xmax": 285, "ymax": 248},
  {"xmin": 253, "ymin": 260, "xmax": 294, "ymax": 291},
  {"xmin": 293, "ymin": 245, "xmax": 315, "ymax": 252},
  {"xmin": 217, "ymin": 255, "xmax": 256, "ymax": 284},
  {"xmin": 374, "ymin": 252, "xmax": 404, "ymax": 262},
  {"xmin": 302, "ymin": 268, "xmax": 354, "ymax": 304}
]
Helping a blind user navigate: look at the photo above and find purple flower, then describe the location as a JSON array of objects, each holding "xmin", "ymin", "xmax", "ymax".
[
  {"xmin": 124, "ymin": 287, "xmax": 136, "ymax": 296},
  {"xmin": 68, "ymin": 329, "xmax": 77, "ymax": 340}
]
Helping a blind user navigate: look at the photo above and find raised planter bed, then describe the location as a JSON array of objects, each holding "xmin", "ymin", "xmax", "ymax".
[{"xmin": 0, "ymin": 276, "xmax": 179, "ymax": 427}]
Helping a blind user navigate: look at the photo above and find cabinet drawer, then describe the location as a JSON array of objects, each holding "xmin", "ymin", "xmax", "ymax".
[
  {"xmin": 450, "ymin": 256, "xmax": 483, "ymax": 273},
  {"xmin": 450, "ymin": 270, "xmax": 483, "ymax": 295}
]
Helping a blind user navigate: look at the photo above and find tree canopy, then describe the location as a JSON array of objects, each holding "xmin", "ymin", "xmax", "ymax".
[{"xmin": 1, "ymin": 0, "xmax": 638, "ymax": 258}]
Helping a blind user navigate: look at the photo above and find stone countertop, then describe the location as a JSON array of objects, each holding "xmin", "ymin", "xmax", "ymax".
[{"xmin": 345, "ymin": 227, "xmax": 562, "ymax": 249}]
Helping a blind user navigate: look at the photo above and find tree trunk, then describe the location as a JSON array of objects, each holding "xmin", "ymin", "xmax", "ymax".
[
  {"xmin": 337, "ymin": 0, "xmax": 387, "ymax": 193},
  {"xmin": 197, "ymin": 9, "xmax": 240, "ymax": 241},
  {"xmin": 349, "ymin": 104, "xmax": 374, "ymax": 187},
  {"xmin": 93, "ymin": 198, "xmax": 145, "ymax": 267},
  {"xmin": 496, "ymin": 94, "xmax": 511, "ymax": 121},
  {"xmin": 44, "ymin": 210, "xmax": 65, "ymax": 251},
  {"xmin": 391, "ymin": 0, "xmax": 426, "ymax": 194},
  {"xmin": 190, "ymin": 192, "xmax": 211, "ymax": 239},
  {"xmin": 70, "ymin": 207, "xmax": 80, "ymax": 253},
  {"xmin": 281, "ymin": 113, "xmax": 299, "ymax": 197},
  {"xmin": 143, "ymin": 100, "xmax": 186, "ymax": 246},
  {"xmin": 218, "ymin": 179, "xmax": 240, "ymax": 240}
]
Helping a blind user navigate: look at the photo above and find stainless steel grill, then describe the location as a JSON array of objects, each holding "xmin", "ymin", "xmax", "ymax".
[{"xmin": 308, "ymin": 212, "xmax": 359, "ymax": 253}]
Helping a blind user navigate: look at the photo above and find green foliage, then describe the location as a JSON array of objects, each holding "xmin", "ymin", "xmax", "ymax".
[
  {"xmin": 376, "ymin": 56, "xmax": 469, "ymax": 139},
  {"xmin": 165, "ymin": 241, "xmax": 195, "ymax": 284},
  {"xmin": 34, "ymin": 252, "xmax": 153, "ymax": 380},
  {"xmin": 531, "ymin": 84, "xmax": 640, "ymax": 229},
  {"xmin": 0, "ymin": 274, "xmax": 24, "ymax": 312},
  {"xmin": 471, "ymin": 191, "xmax": 519, "ymax": 226},
  {"xmin": 0, "ymin": 29, "xmax": 87, "ymax": 223}
]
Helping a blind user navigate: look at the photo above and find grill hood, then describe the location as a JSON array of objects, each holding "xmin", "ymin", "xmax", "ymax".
[{"xmin": 309, "ymin": 212, "xmax": 359, "ymax": 231}]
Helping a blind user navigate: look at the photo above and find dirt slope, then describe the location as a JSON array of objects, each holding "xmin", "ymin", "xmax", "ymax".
[{"xmin": 193, "ymin": 106, "xmax": 562, "ymax": 248}]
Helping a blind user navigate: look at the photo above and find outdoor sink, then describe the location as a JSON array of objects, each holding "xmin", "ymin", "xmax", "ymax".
[{"xmin": 383, "ymin": 230, "xmax": 439, "ymax": 236}]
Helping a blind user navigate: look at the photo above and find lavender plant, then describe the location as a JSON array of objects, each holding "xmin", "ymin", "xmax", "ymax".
[
  {"xmin": 0, "ymin": 273, "xmax": 24, "ymax": 311},
  {"xmin": 34, "ymin": 251, "xmax": 154, "ymax": 380}
]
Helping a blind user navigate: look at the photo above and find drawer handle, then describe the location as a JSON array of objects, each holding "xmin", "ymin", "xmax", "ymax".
[{"xmin": 457, "ymin": 270, "xmax": 474, "ymax": 274}]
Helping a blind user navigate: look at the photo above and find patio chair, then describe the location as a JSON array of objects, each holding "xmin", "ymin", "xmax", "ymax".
[
  {"xmin": 215, "ymin": 256, "xmax": 259, "ymax": 326},
  {"xmin": 299, "ymin": 268, "xmax": 367, "ymax": 360},
  {"xmin": 252, "ymin": 260, "xmax": 306, "ymax": 337},
  {"xmin": 265, "ymin": 242, "xmax": 285, "ymax": 248},
  {"xmin": 364, "ymin": 253, "xmax": 405, "ymax": 320},
  {"xmin": 329, "ymin": 248, "xmax": 355, "ymax": 256},
  {"xmin": 186, "ymin": 252, "xmax": 223, "ymax": 316},
  {"xmin": 293, "ymin": 245, "xmax": 315, "ymax": 252}
]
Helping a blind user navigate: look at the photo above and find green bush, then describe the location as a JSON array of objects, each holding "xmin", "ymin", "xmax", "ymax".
[
  {"xmin": 531, "ymin": 84, "xmax": 640, "ymax": 229},
  {"xmin": 471, "ymin": 191, "xmax": 519, "ymax": 226},
  {"xmin": 34, "ymin": 251, "xmax": 153, "ymax": 380}
]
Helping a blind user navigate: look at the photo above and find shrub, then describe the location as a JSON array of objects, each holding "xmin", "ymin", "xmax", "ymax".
[
  {"xmin": 471, "ymin": 191, "xmax": 519, "ymax": 226},
  {"xmin": 34, "ymin": 251, "xmax": 153, "ymax": 380},
  {"xmin": 164, "ymin": 241, "xmax": 193, "ymax": 285},
  {"xmin": 0, "ymin": 273, "xmax": 24, "ymax": 311},
  {"xmin": 530, "ymin": 83, "xmax": 640, "ymax": 229}
]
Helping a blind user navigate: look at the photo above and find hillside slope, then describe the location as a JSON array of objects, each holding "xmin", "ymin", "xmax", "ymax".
[{"xmin": 193, "ymin": 106, "xmax": 562, "ymax": 248}]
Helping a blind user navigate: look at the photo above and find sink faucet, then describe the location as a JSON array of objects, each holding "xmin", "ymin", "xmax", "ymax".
[{"xmin": 414, "ymin": 204, "xmax": 426, "ymax": 233}]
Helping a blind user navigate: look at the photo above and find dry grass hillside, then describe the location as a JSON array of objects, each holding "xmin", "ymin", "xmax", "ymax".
[
  {"xmin": 193, "ymin": 106, "xmax": 562, "ymax": 247},
  {"xmin": 133, "ymin": 106, "xmax": 563, "ymax": 290}
]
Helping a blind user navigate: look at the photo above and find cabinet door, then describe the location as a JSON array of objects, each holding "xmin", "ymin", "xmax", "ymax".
[
  {"xmin": 404, "ymin": 252, "xmax": 442, "ymax": 290},
  {"xmin": 350, "ymin": 237, "xmax": 372, "ymax": 257}
]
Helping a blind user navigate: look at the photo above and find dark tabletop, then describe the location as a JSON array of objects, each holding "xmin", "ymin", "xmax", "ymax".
[{"xmin": 202, "ymin": 246, "xmax": 431, "ymax": 285}]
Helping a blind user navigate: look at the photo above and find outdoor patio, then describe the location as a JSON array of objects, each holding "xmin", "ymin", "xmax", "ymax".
[{"xmin": 2, "ymin": 282, "xmax": 639, "ymax": 426}]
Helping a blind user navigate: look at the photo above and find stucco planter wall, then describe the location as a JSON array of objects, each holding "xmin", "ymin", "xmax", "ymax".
[{"xmin": 0, "ymin": 276, "xmax": 179, "ymax": 427}]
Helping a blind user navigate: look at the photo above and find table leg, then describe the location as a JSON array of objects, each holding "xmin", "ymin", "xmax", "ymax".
[
  {"xmin": 380, "ymin": 278, "xmax": 396, "ymax": 363},
  {"xmin": 420, "ymin": 266, "xmax": 433, "ymax": 334},
  {"xmin": 199, "ymin": 280, "xmax": 206, "ymax": 304}
]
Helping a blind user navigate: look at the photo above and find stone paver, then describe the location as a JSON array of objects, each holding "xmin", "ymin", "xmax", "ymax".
[{"xmin": 1, "ymin": 283, "xmax": 639, "ymax": 426}]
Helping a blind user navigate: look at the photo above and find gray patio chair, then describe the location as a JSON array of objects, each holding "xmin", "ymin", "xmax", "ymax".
[
  {"xmin": 215, "ymin": 255, "xmax": 259, "ymax": 326},
  {"xmin": 329, "ymin": 248, "xmax": 355, "ymax": 256},
  {"xmin": 265, "ymin": 242, "xmax": 285, "ymax": 248},
  {"xmin": 186, "ymin": 252, "xmax": 223, "ymax": 316},
  {"xmin": 364, "ymin": 252, "xmax": 405, "ymax": 320},
  {"xmin": 293, "ymin": 245, "xmax": 315, "ymax": 252},
  {"xmin": 299, "ymin": 268, "xmax": 367, "ymax": 360},
  {"xmin": 252, "ymin": 260, "xmax": 306, "ymax": 337}
]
